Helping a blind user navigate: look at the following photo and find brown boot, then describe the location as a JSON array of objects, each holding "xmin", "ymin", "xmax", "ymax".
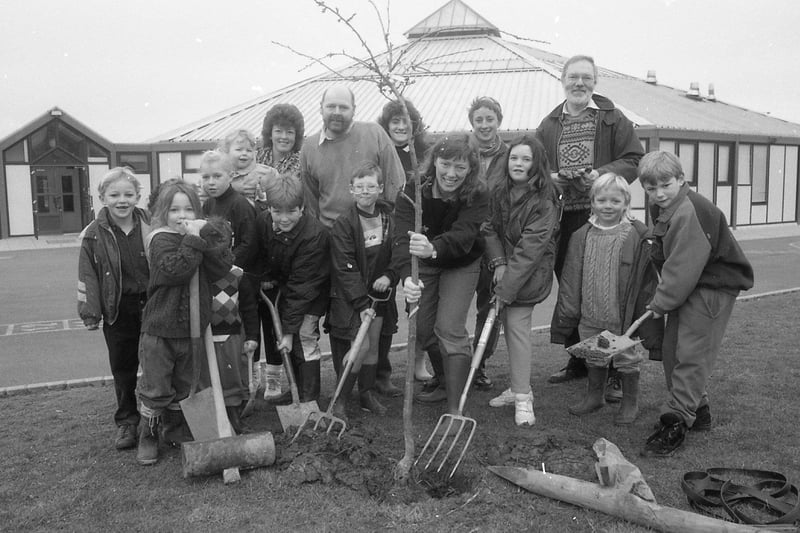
[
  {"xmin": 568, "ymin": 366, "xmax": 607, "ymax": 415},
  {"xmin": 136, "ymin": 415, "xmax": 160, "ymax": 466},
  {"xmin": 613, "ymin": 371, "xmax": 639, "ymax": 426}
]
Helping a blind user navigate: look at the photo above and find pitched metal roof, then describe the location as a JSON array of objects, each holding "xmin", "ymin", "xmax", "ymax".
[
  {"xmin": 405, "ymin": 0, "xmax": 499, "ymax": 38},
  {"xmin": 152, "ymin": 1, "xmax": 800, "ymax": 143}
]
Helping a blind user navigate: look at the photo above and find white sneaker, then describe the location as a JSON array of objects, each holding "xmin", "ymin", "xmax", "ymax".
[
  {"xmin": 263, "ymin": 364, "xmax": 283, "ymax": 400},
  {"xmin": 514, "ymin": 392, "xmax": 536, "ymax": 426},
  {"xmin": 489, "ymin": 387, "xmax": 515, "ymax": 408}
]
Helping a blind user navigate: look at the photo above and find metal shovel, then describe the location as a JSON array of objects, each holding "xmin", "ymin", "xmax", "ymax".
[
  {"xmin": 259, "ymin": 290, "xmax": 320, "ymax": 432},
  {"xmin": 416, "ymin": 300, "xmax": 500, "ymax": 478},
  {"xmin": 566, "ymin": 311, "xmax": 654, "ymax": 363}
]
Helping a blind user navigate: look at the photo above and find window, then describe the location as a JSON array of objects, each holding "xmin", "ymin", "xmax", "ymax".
[
  {"xmin": 717, "ymin": 144, "xmax": 732, "ymax": 184},
  {"xmin": 738, "ymin": 144, "xmax": 751, "ymax": 185},
  {"xmin": 678, "ymin": 143, "xmax": 695, "ymax": 183},
  {"xmin": 752, "ymin": 145, "xmax": 768, "ymax": 203},
  {"xmin": 183, "ymin": 152, "xmax": 204, "ymax": 173},
  {"xmin": 118, "ymin": 153, "xmax": 150, "ymax": 174},
  {"xmin": 3, "ymin": 140, "xmax": 26, "ymax": 163}
]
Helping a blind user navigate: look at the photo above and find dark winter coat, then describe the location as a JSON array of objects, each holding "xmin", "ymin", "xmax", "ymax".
[
  {"xmin": 391, "ymin": 177, "xmax": 489, "ymax": 281},
  {"xmin": 202, "ymin": 186, "xmax": 258, "ymax": 271},
  {"xmin": 550, "ymin": 219, "xmax": 664, "ymax": 357},
  {"xmin": 648, "ymin": 183, "xmax": 754, "ymax": 316},
  {"xmin": 77, "ymin": 207, "xmax": 151, "ymax": 327},
  {"xmin": 328, "ymin": 200, "xmax": 398, "ymax": 339},
  {"xmin": 141, "ymin": 223, "xmax": 234, "ymax": 338},
  {"xmin": 535, "ymin": 94, "xmax": 644, "ymax": 182},
  {"xmin": 483, "ymin": 176, "xmax": 560, "ymax": 307},
  {"xmin": 256, "ymin": 213, "xmax": 330, "ymax": 335}
]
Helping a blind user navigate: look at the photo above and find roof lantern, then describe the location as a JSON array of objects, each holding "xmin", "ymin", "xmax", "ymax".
[
  {"xmin": 707, "ymin": 83, "xmax": 717, "ymax": 101},
  {"xmin": 645, "ymin": 70, "xmax": 657, "ymax": 84},
  {"xmin": 405, "ymin": 0, "xmax": 500, "ymax": 39},
  {"xmin": 686, "ymin": 81, "xmax": 701, "ymax": 99}
]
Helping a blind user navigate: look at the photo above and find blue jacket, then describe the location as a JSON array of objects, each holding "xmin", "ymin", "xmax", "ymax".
[{"xmin": 77, "ymin": 207, "xmax": 151, "ymax": 327}]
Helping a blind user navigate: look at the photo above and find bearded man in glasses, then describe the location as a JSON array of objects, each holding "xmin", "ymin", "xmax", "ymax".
[{"xmin": 536, "ymin": 55, "xmax": 645, "ymax": 386}]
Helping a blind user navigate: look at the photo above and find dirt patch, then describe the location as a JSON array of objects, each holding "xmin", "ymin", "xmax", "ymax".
[{"xmin": 274, "ymin": 425, "xmax": 475, "ymax": 504}]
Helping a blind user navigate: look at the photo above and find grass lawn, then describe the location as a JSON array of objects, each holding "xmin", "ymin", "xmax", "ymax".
[{"xmin": 2, "ymin": 292, "xmax": 799, "ymax": 532}]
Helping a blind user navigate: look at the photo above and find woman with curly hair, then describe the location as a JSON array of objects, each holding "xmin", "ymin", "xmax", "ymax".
[
  {"xmin": 377, "ymin": 98, "xmax": 429, "ymax": 175},
  {"xmin": 391, "ymin": 134, "xmax": 488, "ymax": 425},
  {"xmin": 256, "ymin": 103, "xmax": 305, "ymax": 177}
]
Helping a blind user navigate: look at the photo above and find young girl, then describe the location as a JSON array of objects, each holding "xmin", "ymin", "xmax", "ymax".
[
  {"xmin": 551, "ymin": 173, "xmax": 661, "ymax": 426},
  {"xmin": 78, "ymin": 168, "xmax": 150, "ymax": 450},
  {"xmin": 483, "ymin": 136, "xmax": 560, "ymax": 426},
  {"xmin": 135, "ymin": 181, "xmax": 233, "ymax": 465}
]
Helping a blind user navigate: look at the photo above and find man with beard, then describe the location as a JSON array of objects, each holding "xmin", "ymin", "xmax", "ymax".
[
  {"xmin": 300, "ymin": 85, "xmax": 405, "ymax": 228},
  {"xmin": 300, "ymin": 84, "xmax": 406, "ymax": 397},
  {"xmin": 536, "ymin": 55, "xmax": 644, "ymax": 387}
]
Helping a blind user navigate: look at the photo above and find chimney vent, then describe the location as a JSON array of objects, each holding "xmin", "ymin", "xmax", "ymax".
[
  {"xmin": 707, "ymin": 83, "xmax": 716, "ymax": 101},
  {"xmin": 687, "ymin": 82, "xmax": 701, "ymax": 99},
  {"xmin": 645, "ymin": 70, "xmax": 657, "ymax": 84}
]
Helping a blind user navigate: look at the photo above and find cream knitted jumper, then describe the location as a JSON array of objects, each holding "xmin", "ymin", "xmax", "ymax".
[{"xmin": 579, "ymin": 221, "xmax": 633, "ymax": 333}]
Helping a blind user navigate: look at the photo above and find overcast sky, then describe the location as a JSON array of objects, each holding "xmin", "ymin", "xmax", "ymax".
[{"xmin": 2, "ymin": 0, "xmax": 799, "ymax": 143}]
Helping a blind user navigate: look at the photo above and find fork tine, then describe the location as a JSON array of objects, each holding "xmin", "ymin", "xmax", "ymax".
[
  {"xmin": 447, "ymin": 421, "xmax": 476, "ymax": 478},
  {"xmin": 424, "ymin": 417, "xmax": 455, "ymax": 470},
  {"xmin": 436, "ymin": 418, "xmax": 467, "ymax": 473}
]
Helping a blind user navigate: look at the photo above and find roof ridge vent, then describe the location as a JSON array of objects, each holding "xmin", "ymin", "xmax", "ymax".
[
  {"xmin": 645, "ymin": 70, "xmax": 657, "ymax": 84},
  {"xmin": 686, "ymin": 81, "xmax": 701, "ymax": 99}
]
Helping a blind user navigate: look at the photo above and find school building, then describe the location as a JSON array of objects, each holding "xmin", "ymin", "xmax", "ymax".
[{"xmin": 2, "ymin": 0, "xmax": 799, "ymax": 238}]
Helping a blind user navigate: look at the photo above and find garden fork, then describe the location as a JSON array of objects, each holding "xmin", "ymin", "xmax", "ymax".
[{"xmin": 415, "ymin": 300, "xmax": 500, "ymax": 478}]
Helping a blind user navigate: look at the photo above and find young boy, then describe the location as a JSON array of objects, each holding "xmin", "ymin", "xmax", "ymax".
[
  {"xmin": 255, "ymin": 173, "xmax": 330, "ymax": 404},
  {"xmin": 218, "ymin": 129, "xmax": 278, "ymax": 211},
  {"xmin": 200, "ymin": 150, "xmax": 259, "ymax": 273},
  {"xmin": 638, "ymin": 151, "xmax": 753, "ymax": 457},
  {"xmin": 328, "ymin": 162, "xmax": 398, "ymax": 421}
]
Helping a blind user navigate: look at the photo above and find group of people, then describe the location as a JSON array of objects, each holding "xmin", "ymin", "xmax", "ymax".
[{"xmin": 77, "ymin": 54, "xmax": 753, "ymax": 467}]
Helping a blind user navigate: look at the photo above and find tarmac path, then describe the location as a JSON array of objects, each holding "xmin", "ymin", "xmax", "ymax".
[{"xmin": 1, "ymin": 236, "xmax": 798, "ymax": 388}]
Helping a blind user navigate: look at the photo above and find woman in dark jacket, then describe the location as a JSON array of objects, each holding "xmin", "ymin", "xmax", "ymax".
[{"xmin": 391, "ymin": 134, "xmax": 488, "ymax": 422}]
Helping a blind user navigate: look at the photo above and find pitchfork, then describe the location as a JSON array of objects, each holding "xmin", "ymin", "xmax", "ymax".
[
  {"xmin": 292, "ymin": 291, "xmax": 392, "ymax": 442},
  {"xmin": 416, "ymin": 299, "xmax": 500, "ymax": 478}
]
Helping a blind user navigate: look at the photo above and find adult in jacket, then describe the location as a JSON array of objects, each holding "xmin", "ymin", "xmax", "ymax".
[{"xmin": 535, "ymin": 54, "xmax": 644, "ymax": 385}]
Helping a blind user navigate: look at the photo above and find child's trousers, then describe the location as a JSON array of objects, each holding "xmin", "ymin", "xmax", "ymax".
[
  {"xmin": 136, "ymin": 333, "xmax": 194, "ymax": 414},
  {"xmin": 503, "ymin": 305, "xmax": 535, "ymax": 394},
  {"xmin": 660, "ymin": 287, "xmax": 737, "ymax": 428}
]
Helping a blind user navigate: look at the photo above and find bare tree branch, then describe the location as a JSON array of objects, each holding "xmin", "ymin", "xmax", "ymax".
[{"xmin": 500, "ymin": 29, "xmax": 550, "ymax": 45}]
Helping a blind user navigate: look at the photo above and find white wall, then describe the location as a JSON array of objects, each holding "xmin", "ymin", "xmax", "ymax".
[
  {"xmin": 784, "ymin": 146, "xmax": 798, "ymax": 222},
  {"xmin": 6, "ymin": 165, "xmax": 34, "ymax": 235},
  {"xmin": 736, "ymin": 185, "xmax": 751, "ymax": 226}
]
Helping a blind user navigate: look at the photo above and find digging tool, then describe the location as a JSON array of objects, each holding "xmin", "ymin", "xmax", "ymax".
[
  {"xmin": 488, "ymin": 466, "xmax": 769, "ymax": 533},
  {"xmin": 180, "ymin": 272, "xmax": 220, "ymax": 442},
  {"xmin": 293, "ymin": 291, "xmax": 391, "ymax": 441},
  {"xmin": 259, "ymin": 290, "xmax": 320, "ymax": 432},
  {"xmin": 179, "ymin": 273, "xmax": 275, "ymax": 483},
  {"xmin": 240, "ymin": 345, "xmax": 257, "ymax": 418},
  {"xmin": 567, "ymin": 311, "xmax": 653, "ymax": 363},
  {"xmin": 415, "ymin": 300, "xmax": 500, "ymax": 478}
]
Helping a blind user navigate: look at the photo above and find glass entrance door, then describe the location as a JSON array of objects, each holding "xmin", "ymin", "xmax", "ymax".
[{"xmin": 31, "ymin": 167, "xmax": 82, "ymax": 235}]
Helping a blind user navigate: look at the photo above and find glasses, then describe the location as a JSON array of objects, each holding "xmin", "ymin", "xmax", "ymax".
[
  {"xmin": 566, "ymin": 74, "xmax": 595, "ymax": 83},
  {"xmin": 351, "ymin": 184, "xmax": 380, "ymax": 192}
]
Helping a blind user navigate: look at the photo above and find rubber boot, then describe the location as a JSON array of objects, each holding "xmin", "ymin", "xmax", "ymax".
[
  {"xmin": 331, "ymin": 371, "xmax": 358, "ymax": 425},
  {"xmin": 568, "ymin": 365, "xmax": 607, "ymax": 415},
  {"xmin": 375, "ymin": 334, "xmax": 401, "ymax": 397},
  {"xmin": 161, "ymin": 408, "xmax": 193, "ymax": 446},
  {"xmin": 226, "ymin": 403, "xmax": 246, "ymax": 435},
  {"xmin": 432, "ymin": 355, "xmax": 471, "ymax": 438},
  {"xmin": 613, "ymin": 371, "xmax": 640, "ymax": 426},
  {"xmin": 136, "ymin": 415, "xmax": 160, "ymax": 466},
  {"xmin": 358, "ymin": 364, "xmax": 387, "ymax": 415},
  {"xmin": 299, "ymin": 360, "xmax": 321, "ymax": 403}
]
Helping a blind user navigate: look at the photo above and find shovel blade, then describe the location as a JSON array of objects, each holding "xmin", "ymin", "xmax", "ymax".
[
  {"xmin": 180, "ymin": 387, "xmax": 222, "ymax": 442},
  {"xmin": 567, "ymin": 330, "xmax": 641, "ymax": 361},
  {"xmin": 276, "ymin": 400, "xmax": 320, "ymax": 433}
]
